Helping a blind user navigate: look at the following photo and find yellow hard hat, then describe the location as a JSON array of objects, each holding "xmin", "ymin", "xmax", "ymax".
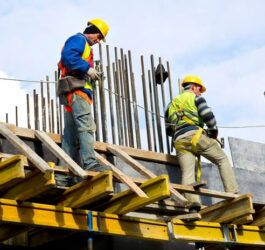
[
  {"xmin": 87, "ymin": 19, "xmax": 109, "ymax": 42},
  {"xmin": 182, "ymin": 75, "xmax": 206, "ymax": 93}
]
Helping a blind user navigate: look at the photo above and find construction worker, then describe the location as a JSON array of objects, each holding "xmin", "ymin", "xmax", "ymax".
[
  {"xmin": 165, "ymin": 75, "xmax": 238, "ymax": 212},
  {"xmin": 56, "ymin": 19, "xmax": 110, "ymax": 186}
]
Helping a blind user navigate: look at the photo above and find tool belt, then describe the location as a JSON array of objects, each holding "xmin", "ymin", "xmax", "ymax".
[
  {"xmin": 174, "ymin": 127, "xmax": 204, "ymax": 181},
  {"xmin": 57, "ymin": 76, "xmax": 86, "ymax": 96}
]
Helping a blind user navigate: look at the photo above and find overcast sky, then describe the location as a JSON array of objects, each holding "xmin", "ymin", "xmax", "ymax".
[{"xmin": 0, "ymin": 0, "xmax": 265, "ymax": 158}]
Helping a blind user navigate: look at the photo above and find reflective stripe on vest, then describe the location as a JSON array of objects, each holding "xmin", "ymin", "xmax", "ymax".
[{"xmin": 65, "ymin": 90, "xmax": 92, "ymax": 112}]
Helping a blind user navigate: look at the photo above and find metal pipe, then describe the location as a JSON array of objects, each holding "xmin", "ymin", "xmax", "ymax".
[
  {"xmin": 151, "ymin": 55, "xmax": 164, "ymax": 153},
  {"xmin": 148, "ymin": 70, "xmax": 157, "ymax": 152}
]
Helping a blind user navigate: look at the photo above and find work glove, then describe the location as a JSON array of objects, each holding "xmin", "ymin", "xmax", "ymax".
[
  {"xmin": 87, "ymin": 68, "xmax": 102, "ymax": 80},
  {"xmin": 207, "ymin": 128, "xmax": 218, "ymax": 139}
]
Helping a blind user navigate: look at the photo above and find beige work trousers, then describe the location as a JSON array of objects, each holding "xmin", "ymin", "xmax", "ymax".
[{"xmin": 174, "ymin": 130, "xmax": 238, "ymax": 207}]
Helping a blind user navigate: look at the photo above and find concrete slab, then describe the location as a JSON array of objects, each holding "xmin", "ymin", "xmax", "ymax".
[{"xmin": 228, "ymin": 137, "xmax": 265, "ymax": 173}]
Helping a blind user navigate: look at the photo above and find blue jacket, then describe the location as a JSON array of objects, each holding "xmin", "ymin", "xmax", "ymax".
[{"xmin": 61, "ymin": 33, "xmax": 93, "ymax": 74}]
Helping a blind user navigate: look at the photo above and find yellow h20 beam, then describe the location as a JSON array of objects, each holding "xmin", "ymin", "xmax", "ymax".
[
  {"xmin": 103, "ymin": 175, "xmax": 170, "ymax": 215},
  {"xmin": 0, "ymin": 198, "xmax": 169, "ymax": 241},
  {"xmin": 0, "ymin": 155, "xmax": 25, "ymax": 191},
  {"xmin": 57, "ymin": 170, "xmax": 113, "ymax": 208},
  {"xmin": 172, "ymin": 219, "xmax": 265, "ymax": 246}
]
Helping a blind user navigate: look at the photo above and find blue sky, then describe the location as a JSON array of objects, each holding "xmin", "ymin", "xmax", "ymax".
[{"xmin": 0, "ymin": 0, "xmax": 265, "ymax": 157}]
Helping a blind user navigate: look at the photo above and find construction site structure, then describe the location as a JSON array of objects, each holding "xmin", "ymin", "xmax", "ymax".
[
  {"xmin": 0, "ymin": 123, "xmax": 264, "ymax": 249},
  {"xmin": 0, "ymin": 43, "xmax": 264, "ymax": 249}
]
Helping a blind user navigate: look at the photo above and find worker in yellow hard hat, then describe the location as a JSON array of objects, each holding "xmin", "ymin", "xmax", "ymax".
[
  {"xmin": 56, "ymin": 19, "xmax": 110, "ymax": 186},
  {"xmin": 165, "ymin": 75, "xmax": 238, "ymax": 212}
]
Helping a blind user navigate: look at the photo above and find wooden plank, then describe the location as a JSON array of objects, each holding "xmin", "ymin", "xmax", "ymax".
[
  {"xmin": 0, "ymin": 155, "xmax": 25, "ymax": 191},
  {"xmin": 172, "ymin": 213, "xmax": 201, "ymax": 222},
  {"xmin": 200, "ymin": 194, "xmax": 254, "ymax": 223},
  {"xmin": 189, "ymin": 180, "xmax": 207, "ymax": 188},
  {"xmin": 0, "ymin": 123, "xmax": 180, "ymax": 166},
  {"xmin": 57, "ymin": 171, "xmax": 113, "ymax": 208},
  {"xmin": 0, "ymin": 124, "xmax": 52, "ymax": 173},
  {"xmin": 107, "ymin": 144, "xmax": 188, "ymax": 206},
  {"xmin": 2, "ymin": 168, "xmax": 55, "ymax": 201},
  {"xmin": 251, "ymin": 206, "xmax": 265, "ymax": 226},
  {"xmin": 34, "ymin": 130, "xmax": 88, "ymax": 178},
  {"xmin": 102, "ymin": 175, "xmax": 170, "ymax": 215},
  {"xmin": 95, "ymin": 152, "xmax": 148, "ymax": 198}
]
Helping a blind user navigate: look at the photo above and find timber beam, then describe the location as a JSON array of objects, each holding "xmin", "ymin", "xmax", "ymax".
[
  {"xmin": 0, "ymin": 198, "xmax": 169, "ymax": 242},
  {"xmin": 102, "ymin": 175, "xmax": 170, "ymax": 215},
  {"xmin": 172, "ymin": 219, "xmax": 265, "ymax": 246},
  {"xmin": 251, "ymin": 206, "xmax": 265, "ymax": 226},
  {"xmin": 57, "ymin": 171, "xmax": 114, "ymax": 208},
  {"xmin": 200, "ymin": 194, "xmax": 254, "ymax": 224}
]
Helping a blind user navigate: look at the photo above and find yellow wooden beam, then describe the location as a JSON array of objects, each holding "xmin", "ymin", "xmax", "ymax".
[
  {"xmin": 0, "ymin": 155, "xmax": 25, "ymax": 191},
  {"xmin": 103, "ymin": 175, "xmax": 170, "ymax": 215},
  {"xmin": 2, "ymin": 168, "xmax": 55, "ymax": 201},
  {"xmin": 172, "ymin": 219, "xmax": 265, "ymax": 246},
  {"xmin": 57, "ymin": 171, "xmax": 113, "ymax": 208},
  {"xmin": 0, "ymin": 198, "xmax": 169, "ymax": 241}
]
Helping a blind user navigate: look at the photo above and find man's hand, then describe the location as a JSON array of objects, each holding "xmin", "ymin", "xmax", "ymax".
[{"xmin": 87, "ymin": 68, "xmax": 102, "ymax": 80}]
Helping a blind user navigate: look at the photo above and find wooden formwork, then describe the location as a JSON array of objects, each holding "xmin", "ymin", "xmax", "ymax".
[{"xmin": 0, "ymin": 125, "xmax": 264, "ymax": 248}]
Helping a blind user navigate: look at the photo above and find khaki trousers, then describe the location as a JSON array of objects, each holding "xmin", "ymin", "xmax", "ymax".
[{"xmin": 174, "ymin": 130, "xmax": 238, "ymax": 206}]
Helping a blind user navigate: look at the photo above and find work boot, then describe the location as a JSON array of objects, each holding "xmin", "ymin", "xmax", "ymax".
[
  {"xmin": 88, "ymin": 164, "xmax": 112, "ymax": 172},
  {"xmin": 189, "ymin": 202, "xmax": 201, "ymax": 213}
]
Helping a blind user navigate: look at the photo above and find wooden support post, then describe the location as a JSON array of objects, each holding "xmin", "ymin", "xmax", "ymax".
[
  {"xmin": 57, "ymin": 171, "xmax": 113, "ymax": 208},
  {"xmin": 95, "ymin": 152, "xmax": 147, "ymax": 198},
  {"xmin": 107, "ymin": 145, "xmax": 188, "ymax": 206},
  {"xmin": 34, "ymin": 130, "xmax": 88, "ymax": 178},
  {"xmin": 102, "ymin": 175, "xmax": 170, "ymax": 215},
  {"xmin": 0, "ymin": 124, "xmax": 52, "ymax": 173}
]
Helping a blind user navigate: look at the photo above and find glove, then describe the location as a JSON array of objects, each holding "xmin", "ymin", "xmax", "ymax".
[
  {"xmin": 207, "ymin": 128, "xmax": 218, "ymax": 139},
  {"xmin": 87, "ymin": 68, "xmax": 102, "ymax": 80}
]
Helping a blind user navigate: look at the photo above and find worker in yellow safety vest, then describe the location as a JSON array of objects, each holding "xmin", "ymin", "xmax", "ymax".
[
  {"xmin": 56, "ymin": 19, "xmax": 110, "ymax": 186},
  {"xmin": 165, "ymin": 75, "xmax": 238, "ymax": 212}
]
